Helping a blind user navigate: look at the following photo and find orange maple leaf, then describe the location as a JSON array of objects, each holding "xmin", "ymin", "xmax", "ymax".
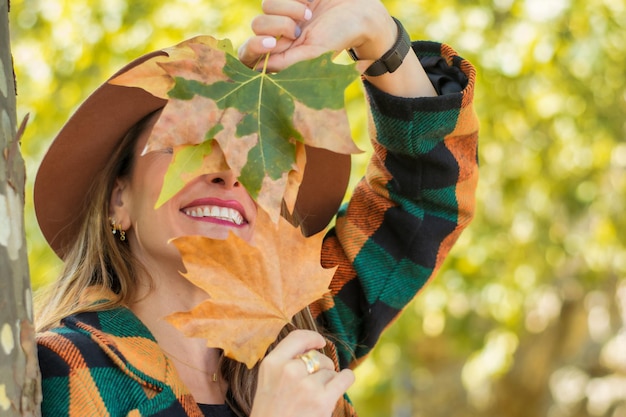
[{"xmin": 166, "ymin": 210, "xmax": 336, "ymax": 369}]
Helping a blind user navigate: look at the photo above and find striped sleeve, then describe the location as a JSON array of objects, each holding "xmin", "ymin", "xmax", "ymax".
[{"xmin": 315, "ymin": 41, "xmax": 479, "ymax": 368}]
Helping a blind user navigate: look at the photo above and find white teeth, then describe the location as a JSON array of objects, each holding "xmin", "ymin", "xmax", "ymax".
[
  {"xmin": 184, "ymin": 205, "xmax": 244, "ymax": 225},
  {"xmin": 230, "ymin": 209, "xmax": 244, "ymax": 225}
]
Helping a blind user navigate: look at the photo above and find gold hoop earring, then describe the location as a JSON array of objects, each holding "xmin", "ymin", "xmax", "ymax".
[{"xmin": 109, "ymin": 218, "xmax": 126, "ymax": 241}]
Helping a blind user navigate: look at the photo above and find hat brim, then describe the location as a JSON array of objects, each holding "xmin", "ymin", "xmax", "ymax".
[{"xmin": 34, "ymin": 49, "xmax": 351, "ymax": 259}]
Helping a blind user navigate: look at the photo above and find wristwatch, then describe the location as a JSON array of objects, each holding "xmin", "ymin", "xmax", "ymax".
[{"xmin": 348, "ymin": 17, "xmax": 412, "ymax": 77}]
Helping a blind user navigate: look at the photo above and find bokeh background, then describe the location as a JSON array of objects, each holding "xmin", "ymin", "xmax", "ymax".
[{"xmin": 9, "ymin": 0, "xmax": 626, "ymax": 415}]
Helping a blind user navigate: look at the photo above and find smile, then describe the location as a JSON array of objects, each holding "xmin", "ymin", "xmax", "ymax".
[{"xmin": 183, "ymin": 205, "xmax": 245, "ymax": 226}]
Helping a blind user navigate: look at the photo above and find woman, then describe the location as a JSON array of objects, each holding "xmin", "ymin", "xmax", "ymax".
[{"xmin": 34, "ymin": 0, "xmax": 479, "ymax": 416}]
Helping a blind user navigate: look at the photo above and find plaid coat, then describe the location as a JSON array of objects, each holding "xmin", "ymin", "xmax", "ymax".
[{"xmin": 37, "ymin": 41, "xmax": 479, "ymax": 417}]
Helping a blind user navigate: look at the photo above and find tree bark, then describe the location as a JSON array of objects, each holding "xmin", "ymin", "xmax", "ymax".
[{"xmin": 0, "ymin": 0, "xmax": 41, "ymax": 415}]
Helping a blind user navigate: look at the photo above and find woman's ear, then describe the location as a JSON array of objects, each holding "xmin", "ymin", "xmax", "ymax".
[{"xmin": 109, "ymin": 178, "xmax": 131, "ymax": 230}]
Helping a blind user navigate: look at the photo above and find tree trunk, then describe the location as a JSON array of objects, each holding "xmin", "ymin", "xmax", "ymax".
[{"xmin": 0, "ymin": 0, "xmax": 41, "ymax": 415}]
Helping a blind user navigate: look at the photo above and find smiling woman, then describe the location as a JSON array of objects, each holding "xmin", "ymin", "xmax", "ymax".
[
  {"xmin": 109, "ymin": 114, "xmax": 258, "ymax": 273},
  {"xmin": 32, "ymin": 0, "xmax": 478, "ymax": 416}
]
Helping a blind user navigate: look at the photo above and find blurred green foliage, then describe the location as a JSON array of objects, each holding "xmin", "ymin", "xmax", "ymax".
[{"xmin": 9, "ymin": 0, "xmax": 626, "ymax": 416}]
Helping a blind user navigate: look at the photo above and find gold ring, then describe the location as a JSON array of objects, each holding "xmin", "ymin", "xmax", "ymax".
[{"xmin": 297, "ymin": 350, "xmax": 321, "ymax": 374}]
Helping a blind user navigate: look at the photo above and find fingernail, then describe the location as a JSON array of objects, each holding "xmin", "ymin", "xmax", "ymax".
[
  {"xmin": 295, "ymin": 25, "xmax": 302, "ymax": 38},
  {"xmin": 262, "ymin": 37, "xmax": 277, "ymax": 48},
  {"xmin": 304, "ymin": 8, "xmax": 312, "ymax": 20}
]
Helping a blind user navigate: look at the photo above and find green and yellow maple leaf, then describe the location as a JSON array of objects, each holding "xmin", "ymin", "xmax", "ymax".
[{"xmin": 111, "ymin": 36, "xmax": 360, "ymax": 222}]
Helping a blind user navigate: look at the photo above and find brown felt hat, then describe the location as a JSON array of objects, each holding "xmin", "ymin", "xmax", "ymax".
[{"xmin": 34, "ymin": 47, "xmax": 351, "ymax": 259}]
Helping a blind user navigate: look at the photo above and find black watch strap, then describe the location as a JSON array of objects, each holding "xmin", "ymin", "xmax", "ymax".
[{"xmin": 348, "ymin": 17, "xmax": 412, "ymax": 77}]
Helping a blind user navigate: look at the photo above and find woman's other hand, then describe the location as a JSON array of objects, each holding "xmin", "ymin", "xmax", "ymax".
[
  {"xmin": 239, "ymin": 0, "xmax": 437, "ymax": 98},
  {"xmin": 238, "ymin": 0, "xmax": 395, "ymax": 72},
  {"xmin": 250, "ymin": 329, "xmax": 355, "ymax": 417}
]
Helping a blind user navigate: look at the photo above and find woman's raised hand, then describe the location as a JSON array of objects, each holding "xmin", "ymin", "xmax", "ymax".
[
  {"xmin": 238, "ymin": 0, "xmax": 398, "ymax": 73},
  {"xmin": 250, "ymin": 329, "xmax": 355, "ymax": 417}
]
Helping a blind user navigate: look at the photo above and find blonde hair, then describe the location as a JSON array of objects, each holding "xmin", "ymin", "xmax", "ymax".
[
  {"xmin": 34, "ymin": 112, "xmax": 331, "ymax": 416},
  {"xmin": 35, "ymin": 114, "xmax": 148, "ymax": 332}
]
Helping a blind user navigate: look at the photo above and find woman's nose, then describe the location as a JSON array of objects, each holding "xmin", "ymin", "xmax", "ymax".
[{"xmin": 207, "ymin": 171, "xmax": 241, "ymax": 189}]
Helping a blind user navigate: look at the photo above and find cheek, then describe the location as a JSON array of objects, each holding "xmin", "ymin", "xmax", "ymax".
[
  {"xmin": 247, "ymin": 200, "xmax": 258, "ymax": 224},
  {"xmin": 132, "ymin": 160, "xmax": 170, "ymax": 205}
]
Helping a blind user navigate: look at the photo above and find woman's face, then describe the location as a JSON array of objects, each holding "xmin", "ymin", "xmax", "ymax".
[{"xmin": 110, "ymin": 114, "xmax": 257, "ymax": 270}]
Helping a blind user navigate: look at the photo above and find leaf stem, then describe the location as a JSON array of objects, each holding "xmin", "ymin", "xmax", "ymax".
[{"xmin": 262, "ymin": 51, "xmax": 271, "ymax": 74}]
